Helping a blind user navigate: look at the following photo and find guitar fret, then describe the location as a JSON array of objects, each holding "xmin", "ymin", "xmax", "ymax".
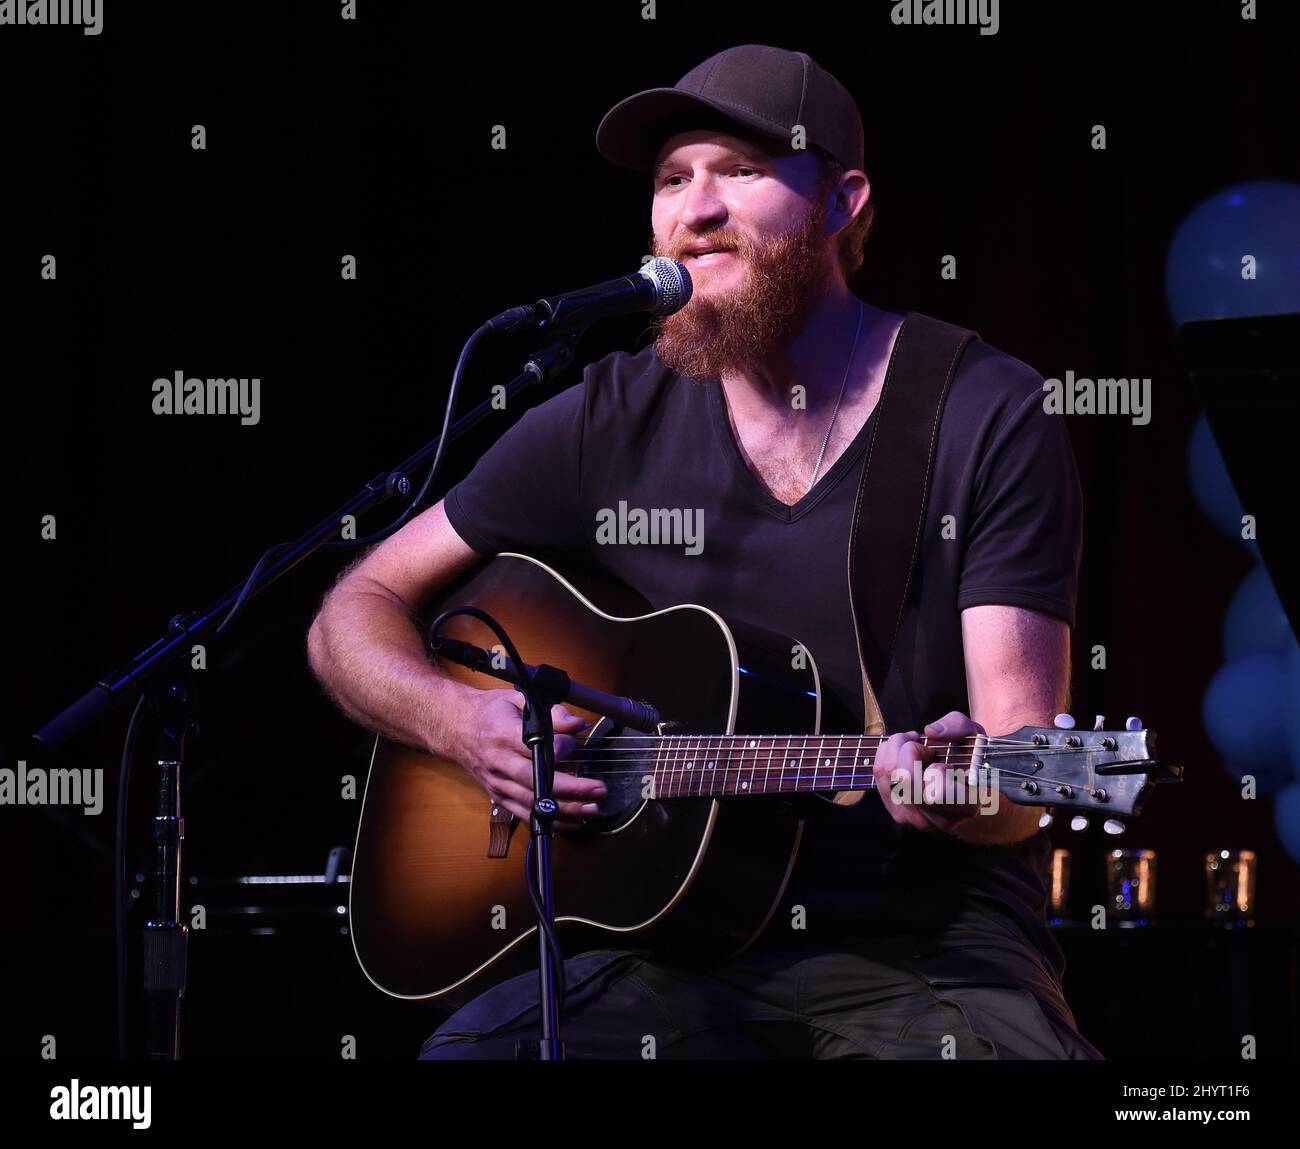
[{"xmin": 649, "ymin": 732, "xmax": 892, "ymax": 798}]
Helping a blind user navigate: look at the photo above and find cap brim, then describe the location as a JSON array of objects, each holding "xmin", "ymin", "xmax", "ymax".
[{"xmin": 596, "ymin": 87, "xmax": 795, "ymax": 171}]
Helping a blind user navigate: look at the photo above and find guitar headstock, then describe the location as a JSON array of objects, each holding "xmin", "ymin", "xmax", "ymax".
[{"xmin": 985, "ymin": 714, "xmax": 1179, "ymax": 831}]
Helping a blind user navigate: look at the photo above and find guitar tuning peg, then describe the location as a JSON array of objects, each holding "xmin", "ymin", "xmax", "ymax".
[
  {"xmin": 1038, "ymin": 811, "xmax": 1054, "ymax": 829},
  {"xmin": 1125, "ymin": 716, "xmax": 1142, "ymax": 731},
  {"xmin": 1070, "ymin": 815, "xmax": 1090, "ymax": 832},
  {"xmin": 1103, "ymin": 819, "xmax": 1125, "ymax": 836},
  {"xmin": 1094, "ymin": 714, "xmax": 1105, "ymax": 730},
  {"xmin": 1053, "ymin": 713, "xmax": 1076, "ymax": 730}
]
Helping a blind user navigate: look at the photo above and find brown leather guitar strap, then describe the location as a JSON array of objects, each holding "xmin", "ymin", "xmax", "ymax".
[{"xmin": 847, "ymin": 310, "xmax": 978, "ymax": 737}]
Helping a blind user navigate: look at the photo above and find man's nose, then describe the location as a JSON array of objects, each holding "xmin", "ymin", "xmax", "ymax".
[{"xmin": 676, "ymin": 174, "xmax": 728, "ymax": 233}]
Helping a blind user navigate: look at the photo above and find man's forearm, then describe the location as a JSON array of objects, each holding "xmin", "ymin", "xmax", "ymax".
[
  {"xmin": 306, "ymin": 580, "xmax": 473, "ymax": 757},
  {"xmin": 952, "ymin": 799, "xmax": 1044, "ymax": 845}
]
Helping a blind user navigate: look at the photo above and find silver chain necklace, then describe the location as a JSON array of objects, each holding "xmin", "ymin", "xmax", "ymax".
[{"xmin": 806, "ymin": 299, "xmax": 865, "ymax": 496}]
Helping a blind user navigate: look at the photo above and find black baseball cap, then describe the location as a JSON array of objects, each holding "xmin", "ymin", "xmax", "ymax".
[{"xmin": 596, "ymin": 44, "xmax": 865, "ymax": 174}]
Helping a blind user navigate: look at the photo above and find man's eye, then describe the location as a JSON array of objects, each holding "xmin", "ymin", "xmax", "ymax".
[{"xmin": 733, "ymin": 166, "xmax": 757, "ymax": 177}]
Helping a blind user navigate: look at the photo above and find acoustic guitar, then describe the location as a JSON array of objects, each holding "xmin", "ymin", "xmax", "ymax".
[{"xmin": 348, "ymin": 552, "xmax": 1170, "ymax": 1003}]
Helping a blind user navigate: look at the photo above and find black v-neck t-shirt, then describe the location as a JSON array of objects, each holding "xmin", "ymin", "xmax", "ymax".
[{"xmin": 443, "ymin": 311, "xmax": 1084, "ymax": 995}]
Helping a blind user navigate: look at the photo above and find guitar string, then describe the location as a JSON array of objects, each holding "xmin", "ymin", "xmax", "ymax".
[
  {"xmin": 567, "ymin": 751, "xmax": 1115, "ymax": 771},
  {"xmin": 532, "ymin": 735, "xmax": 1124, "ymax": 794},
  {"xmin": 562, "ymin": 745, "xmax": 1118, "ymax": 761},
  {"xmin": 562, "ymin": 761, "xmax": 1105, "ymax": 796},
  {"xmin": 573, "ymin": 734, "xmax": 1116, "ymax": 746},
  {"xmin": 567, "ymin": 761, "xmax": 1090, "ymax": 783},
  {"xmin": 565, "ymin": 743, "xmax": 1108, "ymax": 755},
  {"xmin": 561, "ymin": 739, "xmax": 1121, "ymax": 766}
]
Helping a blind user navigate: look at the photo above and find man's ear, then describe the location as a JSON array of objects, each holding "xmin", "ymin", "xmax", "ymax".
[
  {"xmin": 821, "ymin": 172, "xmax": 873, "ymax": 237},
  {"xmin": 834, "ymin": 172, "xmax": 871, "ymax": 232}
]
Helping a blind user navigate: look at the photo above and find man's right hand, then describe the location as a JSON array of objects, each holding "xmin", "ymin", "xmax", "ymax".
[{"xmin": 447, "ymin": 688, "xmax": 608, "ymax": 831}]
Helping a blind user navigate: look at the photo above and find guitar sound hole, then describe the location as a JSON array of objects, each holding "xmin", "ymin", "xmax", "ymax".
[{"xmin": 570, "ymin": 718, "xmax": 657, "ymax": 832}]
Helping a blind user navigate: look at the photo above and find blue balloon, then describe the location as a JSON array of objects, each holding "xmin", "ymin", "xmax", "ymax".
[
  {"xmin": 1165, "ymin": 180, "xmax": 1300, "ymax": 327},
  {"xmin": 1221, "ymin": 757, "xmax": 1294, "ymax": 799},
  {"xmin": 1274, "ymin": 782, "xmax": 1300, "ymax": 868},
  {"xmin": 1203, "ymin": 652, "xmax": 1290, "ymax": 767},
  {"xmin": 1187, "ymin": 413, "xmax": 1249, "ymax": 544},
  {"xmin": 1224, "ymin": 564, "xmax": 1294, "ymax": 660},
  {"xmin": 1287, "ymin": 638, "xmax": 1300, "ymax": 775}
]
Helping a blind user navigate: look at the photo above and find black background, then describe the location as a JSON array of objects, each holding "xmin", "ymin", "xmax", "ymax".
[{"xmin": 1, "ymin": 0, "xmax": 1297, "ymax": 1060}]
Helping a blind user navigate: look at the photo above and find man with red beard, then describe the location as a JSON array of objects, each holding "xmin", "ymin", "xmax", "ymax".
[{"xmin": 308, "ymin": 45, "xmax": 1098, "ymax": 1059}]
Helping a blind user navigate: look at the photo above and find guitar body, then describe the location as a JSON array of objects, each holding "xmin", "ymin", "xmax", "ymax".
[{"xmin": 349, "ymin": 553, "xmax": 826, "ymax": 1002}]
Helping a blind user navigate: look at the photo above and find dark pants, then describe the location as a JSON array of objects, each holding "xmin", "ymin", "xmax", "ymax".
[{"xmin": 418, "ymin": 940, "xmax": 1103, "ymax": 1060}]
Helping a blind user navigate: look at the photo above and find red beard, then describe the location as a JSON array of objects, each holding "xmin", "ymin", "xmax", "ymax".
[{"xmin": 651, "ymin": 201, "xmax": 836, "ymax": 382}]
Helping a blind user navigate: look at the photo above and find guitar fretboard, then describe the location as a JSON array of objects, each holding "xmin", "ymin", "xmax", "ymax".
[{"xmin": 644, "ymin": 733, "xmax": 980, "ymax": 798}]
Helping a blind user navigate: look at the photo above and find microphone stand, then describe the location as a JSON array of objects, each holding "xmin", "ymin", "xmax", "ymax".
[
  {"xmin": 430, "ymin": 635, "xmax": 663, "ymax": 1060},
  {"xmin": 31, "ymin": 323, "xmax": 589, "ymax": 1060},
  {"xmin": 521, "ymin": 672, "xmax": 563, "ymax": 1061}
]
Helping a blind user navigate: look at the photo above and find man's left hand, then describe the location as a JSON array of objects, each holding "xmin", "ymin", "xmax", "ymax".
[{"xmin": 872, "ymin": 710, "xmax": 986, "ymax": 833}]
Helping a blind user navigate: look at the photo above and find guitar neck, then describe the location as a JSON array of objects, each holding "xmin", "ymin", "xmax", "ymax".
[{"xmin": 632, "ymin": 732, "xmax": 981, "ymax": 798}]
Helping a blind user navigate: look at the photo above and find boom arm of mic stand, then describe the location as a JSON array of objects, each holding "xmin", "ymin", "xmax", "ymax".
[{"xmin": 430, "ymin": 636, "xmax": 661, "ymax": 732}]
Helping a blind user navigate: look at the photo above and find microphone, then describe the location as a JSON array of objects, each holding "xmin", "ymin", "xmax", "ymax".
[{"xmin": 486, "ymin": 257, "xmax": 692, "ymax": 333}]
